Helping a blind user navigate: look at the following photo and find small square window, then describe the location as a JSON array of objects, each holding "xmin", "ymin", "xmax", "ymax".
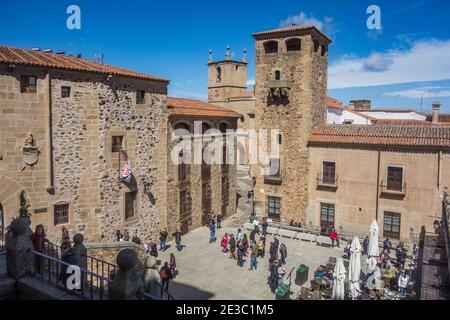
[
  {"xmin": 61, "ymin": 86, "xmax": 71, "ymax": 98},
  {"xmin": 20, "ymin": 76, "xmax": 37, "ymax": 93},
  {"xmin": 136, "ymin": 90, "xmax": 145, "ymax": 104},
  {"xmin": 112, "ymin": 136, "xmax": 124, "ymax": 153},
  {"xmin": 54, "ymin": 203, "xmax": 69, "ymax": 226}
]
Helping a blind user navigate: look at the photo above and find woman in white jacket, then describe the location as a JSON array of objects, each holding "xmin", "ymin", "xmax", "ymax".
[{"xmin": 398, "ymin": 271, "xmax": 409, "ymax": 297}]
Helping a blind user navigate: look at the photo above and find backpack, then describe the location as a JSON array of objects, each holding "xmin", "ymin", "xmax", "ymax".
[{"xmin": 160, "ymin": 269, "xmax": 168, "ymax": 279}]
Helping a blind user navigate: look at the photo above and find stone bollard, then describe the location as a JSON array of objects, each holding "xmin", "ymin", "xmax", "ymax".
[
  {"xmin": 5, "ymin": 217, "xmax": 34, "ymax": 279},
  {"xmin": 143, "ymin": 255, "xmax": 161, "ymax": 298},
  {"xmin": 109, "ymin": 249, "xmax": 144, "ymax": 300}
]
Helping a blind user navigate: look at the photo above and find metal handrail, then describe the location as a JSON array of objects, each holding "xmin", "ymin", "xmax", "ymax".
[
  {"xmin": 43, "ymin": 242, "xmax": 117, "ymax": 281},
  {"xmin": 33, "ymin": 250, "xmax": 112, "ymax": 300}
]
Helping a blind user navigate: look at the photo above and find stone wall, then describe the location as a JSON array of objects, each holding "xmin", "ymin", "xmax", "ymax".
[
  {"xmin": 252, "ymin": 32, "xmax": 328, "ymax": 225},
  {"xmin": 86, "ymin": 242, "xmax": 147, "ymax": 269},
  {"xmin": 0, "ymin": 64, "xmax": 168, "ymax": 244}
]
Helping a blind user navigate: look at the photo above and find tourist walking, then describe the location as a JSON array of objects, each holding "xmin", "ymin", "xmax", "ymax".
[
  {"xmin": 159, "ymin": 262, "xmax": 173, "ymax": 298},
  {"xmin": 229, "ymin": 234, "xmax": 237, "ymax": 259},
  {"xmin": 268, "ymin": 260, "xmax": 279, "ymax": 293},
  {"xmin": 250, "ymin": 229, "xmax": 256, "ymax": 243},
  {"xmin": 249, "ymin": 241, "xmax": 258, "ymax": 271},
  {"xmin": 247, "ymin": 190, "xmax": 252, "ymax": 204},
  {"xmin": 209, "ymin": 220, "xmax": 216, "ymax": 243},
  {"xmin": 242, "ymin": 233, "xmax": 249, "ymax": 256},
  {"xmin": 262, "ymin": 218, "xmax": 268, "ymax": 237},
  {"xmin": 173, "ymin": 229, "xmax": 182, "ymax": 252},
  {"xmin": 237, "ymin": 242, "xmax": 245, "ymax": 267},
  {"xmin": 273, "ymin": 236, "xmax": 279, "ymax": 256},
  {"xmin": 362, "ymin": 236, "xmax": 369, "ymax": 255},
  {"xmin": 253, "ymin": 217, "xmax": 259, "ymax": 234},
  {"xmin": 159, "ymin": 229, "xmax": 168, "ymax": 251},
  {"xmin": 169, "ymin": 253, "xmax": 177, "ymax": 278},
  {"xmin": 279, "ymin": 243, "xmax": 287, "ymax": 265},
  {"xmin": 221, "ymin": 233, "xmax": 229, "ymax": 255},
  {"xmin": 330, "ymin": 229, "xmax": 339, "ymax": 248},
  {"xmin": 412, "ymin": 244, "xmax": 419, "ymax": 266},
  {"xmin": 236, "ymin": 228, "xmax": 243, "ymax": 243},
  {"xmin": 383, "ymin": 238, "xmax": 392, "ymax": 254},
  {"xmin": 269, "ymin": 241, "xmax": 276, "ymax": 264},
  {"xmin": 217, "ymin": 211, "xmax": 222, "ymax": 229},
  {"xmin": 398, "ymin": 270, "xmax": 409, "ymax": 297},
  {"xmin": 258, "ymin": 237, "xmax": 265, "ymax": 258}
]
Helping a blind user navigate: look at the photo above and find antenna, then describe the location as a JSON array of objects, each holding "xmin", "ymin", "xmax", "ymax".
[
  {"xmin": 420, "ymin": 93, "xmax": 423, "ymax": 113},
  {"xmin": 94, "ymin": 53, "xmax": 104, "ymax": 64}
]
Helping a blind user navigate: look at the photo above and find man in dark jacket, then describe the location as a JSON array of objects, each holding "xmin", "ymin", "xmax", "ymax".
[
  {"xmin": 237, "ymin": 243, "xmax": 245, "ymax": 267},
  {"xmin": 159, "ymin": 262, "xmax": 173, "ymax": 298},
  {"xmin": 229, "ymin": 234, "xmax": 237, "ymax": 259},
  {"xmin": 173, "ymin": 230, "xmax": 182, "ymax": 252},
  {"xmin": 159, "ymin": 229, "xmax": 168, "ymax": 251}
]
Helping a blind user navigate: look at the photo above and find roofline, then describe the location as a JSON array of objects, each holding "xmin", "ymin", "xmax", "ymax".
[
  {"xmin": 208, "ymin": 60, "xmax": 248, "ymax": 66},
  {"xmin": 252, "ymin": 25, "xmax": 332, "ymax": 44}
]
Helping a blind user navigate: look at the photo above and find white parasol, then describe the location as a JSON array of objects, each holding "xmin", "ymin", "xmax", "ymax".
[
  {"xmin": 332, "ymin": 258, "xmax": 346, "ymax": 300},
  {"xmin": 348, "ymin": 237, "xmax": 362, "ymax": 299},
  {"xmin": 367, "ymin": 220, "xmax": 380, "ymax": 273}
]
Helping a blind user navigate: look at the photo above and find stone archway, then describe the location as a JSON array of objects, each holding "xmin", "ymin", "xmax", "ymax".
[{"xmin": 0, "ymin": 176, "xmax": 25, "ymax": 227}]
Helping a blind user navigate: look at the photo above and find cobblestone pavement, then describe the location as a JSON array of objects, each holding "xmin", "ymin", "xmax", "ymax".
[{"xmin": 156, "ymin": 221, "xmax": 353, "ymax": 300}]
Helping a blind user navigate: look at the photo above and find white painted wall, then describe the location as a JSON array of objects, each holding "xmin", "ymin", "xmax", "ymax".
[
  {"xmin": 327, "ymin": 107, "xmax": 372, "ymax": 124},
  {"xmin": 359, "ymin": 111, "xmax": 426, "ymax": 121}
]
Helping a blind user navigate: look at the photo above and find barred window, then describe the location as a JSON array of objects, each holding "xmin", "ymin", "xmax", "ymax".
[
  {"xmin": 268, "ymin": 196, "xmax": 281, "ymax": 217},
  {"xmin": 387, "ymin": 166, "xmax": 403, "ymax": 192},
  {"xmin": 61, "ymin": 86, "xmax": 71, "ymax": 98},
  {"xmin": 320, "ymin": 203, "xmax": 335, "ymax": 231},
  {"xmin": 384, "ymin": 211, "xmax": 401, "ymax": 239},
  {"xmin": 322, "ymin": 161, "xmax": 336, "ymax": 185},
  {"xmin": 54, "ymin": 203, "xmax": 69, "ymax": 226},
  {"xmin": 264, "ymin": 41, "xmax": 278, "ymax": 54}
]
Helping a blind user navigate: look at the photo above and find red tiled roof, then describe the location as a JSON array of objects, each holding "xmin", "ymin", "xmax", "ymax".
[
  {"xmin": 424, "ymin": 113, "xmax": 450, "ymax": 123},
  {"xmin": 373, "ymin": 119, "xmax": 450, "ymax": 126},
  {"xmin": 252, "ymin": 25, "xmax": 332, "ymax": 43},
  {"xmin": 0, "ymin": 45, "xmax": 168, "ymax": 82},
  {"xmin": 167, "ymin": 97, "xmax": 240, "ymax": 118},
  {"xmin": 308, "ymin": 124, "xmax": 450, "ymax": 148},
  {"xmin": 326, "ymin": 97, "xmax": 343, "ymax": 108},
  {"xmin": 327, "ymin": 103, "xmax": 377, "ymax": 122}
]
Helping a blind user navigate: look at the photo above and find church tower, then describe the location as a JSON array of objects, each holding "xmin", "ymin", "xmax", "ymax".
[
  {"xmin": 207, "ymin": 46, "xmax": 248, "ymax": 103},
  {"xmin": 251, "ymin": 25, "xmax": 331, "ymax": 225}
]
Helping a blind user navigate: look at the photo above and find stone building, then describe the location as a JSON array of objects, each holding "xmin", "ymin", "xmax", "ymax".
[
  {"xmin": 307, "ymin": 125, "xmax": 450, "ymax": 240},
  {"xmin": 251, "ymin": 25, "xmax": 331, "ymax": 226},
  {"xmin": 0, "ymin": 46, "xmax": 238, "ymax": 242}
]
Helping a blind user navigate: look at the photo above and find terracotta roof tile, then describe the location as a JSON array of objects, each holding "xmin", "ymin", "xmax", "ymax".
[
  {"xmin": 167, "ymin": 97, "xmax": 240, "ymax": 118},
  {"xmin": 252, "ymin": 25, "xmax": 332, "ymax": 43},
  {"xmin": 326, "ymin": 97, "xmax": 343, "ymax": 108},
  {"xmin": 0, "ymin": 45, "xmax": 168, "ymax": 82},
  {"xmin": 308, "ymin": 124, "xmax": 450, "ymax": 148},
  {"xmin": 424, "ymin": 113, "xmax": 450, "ymax": 123},
  {"xmin": 372, "ymin": 119, "xmax": 450, "ymax": 126}
]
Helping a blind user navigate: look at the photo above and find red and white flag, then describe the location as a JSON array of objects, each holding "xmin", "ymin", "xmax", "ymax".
[{"xmin": 121, "ymin": 151, "xmax": 132, "ymax": 183}]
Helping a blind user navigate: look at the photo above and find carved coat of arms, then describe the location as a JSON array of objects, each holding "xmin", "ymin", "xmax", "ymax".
[{"xmin": 21, "ymin": 133, "xmax": 41, "ymax": 168}]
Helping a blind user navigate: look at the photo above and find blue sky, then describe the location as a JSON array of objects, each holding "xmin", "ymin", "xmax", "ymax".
[{"xmin": 2, "ymin": 0, "xmax": 450, "ymax": 113}]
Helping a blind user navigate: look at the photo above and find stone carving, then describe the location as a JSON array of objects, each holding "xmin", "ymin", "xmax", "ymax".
[
  {"xmin": 143, "ymin": 255, "xmax": 161, "ymax": 298},
  {"xmin": 22, "ymin": 133, "xmax": 41, "ymax": 168},
  {"xmin": 109, "ymin": 249, "xmax": 144, "ymax": 300},
  {"xmin": 5, "ymin": 217, "xmax": 34, "ymax": 279},
  {"xmin": 19, "ymin": 190, "xmax": 30, "ymax": 219}
]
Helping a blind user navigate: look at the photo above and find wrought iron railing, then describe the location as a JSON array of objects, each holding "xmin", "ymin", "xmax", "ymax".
[
  {"xmin": 33, "ymin": 250, "xmax": 112, "ymax": 300},
  {"xmin": 42, "ymin": 242, "xmax": 117, "ymax": 281}
]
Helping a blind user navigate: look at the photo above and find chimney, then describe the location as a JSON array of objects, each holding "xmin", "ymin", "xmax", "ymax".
[
  {"xmin": 432, "ymin": 101, "xmax": 441, "ymax": 123},
  {"xmin": 56, "ymin": 50, "xmax": 65, "ymax": 55},
  {"xmin": 43, "ymin": 49, "xmax": 53, "ymax": 53},
  {"xmin": 349, "ymin": 100, "xmax": 371, "ymax": 111},
  {"xmin": 225, "ymin": 45, "xmax": 230, "ymax": 61},
  {"xmin": 31, "ymin": 47, "xmax": 41, "ymax": 52}
]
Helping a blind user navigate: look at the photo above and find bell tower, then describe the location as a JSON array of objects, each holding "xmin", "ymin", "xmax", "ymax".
[
  {"xmin": 252, "ymin": 25, "xmax": 331, "ymax": 225},
  {"xmin": 207, "ymin": 46, "xmax": 248, "ymax": 103}
]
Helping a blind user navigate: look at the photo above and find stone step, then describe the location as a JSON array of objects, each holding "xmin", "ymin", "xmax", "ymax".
[{"xmin": 0, "ymin": 277, "xmax": 15, "ymax": 300}]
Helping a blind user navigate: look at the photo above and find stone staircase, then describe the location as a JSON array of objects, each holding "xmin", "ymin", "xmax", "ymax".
[{"xmin": 225, "ymin": 165, "xmax": 254, "ymax": 228}]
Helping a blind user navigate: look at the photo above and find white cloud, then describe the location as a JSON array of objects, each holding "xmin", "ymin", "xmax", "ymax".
[
  {"xmin": 384, "ymin": 87, "xmax": 450, "ymax": 99},
  {"xmin": 279, "ymin": 12, "xmax": 334, "ymax": 36},
  {"xmin": 247, "ymin": 79, "xmax": 255, "ymax": 86},
  {"xmin": 329, "ymin": 39, "xmax": 450, "ymax": 89}
]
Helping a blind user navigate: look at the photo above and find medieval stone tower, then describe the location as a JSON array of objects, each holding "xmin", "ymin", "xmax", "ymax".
[
  {"xmin": 207, "ymin": 46, "xmax": 249, "ymax": 103},
  {"xmin": 251, "ymin": 25, "xmax": 331, "ymax": 225}
]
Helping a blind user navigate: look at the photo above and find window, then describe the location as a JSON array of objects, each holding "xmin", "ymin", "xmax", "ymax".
[
  {"xmin": 387, "ymin": 166, "xmax": 403, "ymax": 192},
  {"xmin": 268, "ymin": 196, "xmax": 281, "ymax": 217},
  {"xmin": 313, "ymin": 40, "xmax": 320, "ymax": 53},
  {"xmin": 180, "ymin": 190, "xmax": 191, "ymax": 218},
  {"xmin": 343, "ymin": 120, "xmax": 354, "ymax": 124},
  {"xmin": 320, "ymin": 203, "xmax": 335, "ymax": 232},
  {"xmin": 178, "ymin": 151, "xmax": 190, "ymax": 182},
  {"xmin": 267, "ymin": 158, "xmax": 281, "ymax": 177},
  {"xmin": 322, "ymin": 161, "xmax": 336, "ymax": 185},
  {"xmin": 216, "ymin": 67, "xmax": 222, "ymax": 82},
  {"xmin": 277, "ymin": 134, "xmax": 282, "ymax": 145},
  {"xmin": 264, "ymin": 41, "xmax": 278, "ymax": 54},
  {"xmin": 61, "ymin": 86, "xmax": 71, "ymax": 98},
  {"xmin": 286, "ymin": 38, "xmax": 301, "ymax": 52},
  {"xmin": 384, "ymin": 211, "xmax": 401, "ymax": 239},
  {"xmin": 112, "ymin": 136, "xmax": 124, "ymax": 153},
  {"xmin": 125, "ymin": 191, "xmax": 137, "ymax": 220},
  {"xmin": 274, "ymin": 70, "xmax": 281, "ymax": 80},
  {"xmin": 20, "ymin": 76, "xmax": 37, "ymax": 93},
  {"xmin": 321, "ymin": 45, "xmax": 327, "ymax": 57},
  {"xmin": 54, "ymin": 203, "xmax": 69, "ymax": 226},
  {"xmin": 136, "ymin": 90, "xmax": 145, "ymax": 104}
]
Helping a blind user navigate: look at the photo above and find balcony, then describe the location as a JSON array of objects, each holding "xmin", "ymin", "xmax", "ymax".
[
  {"xmin": 380, "ymin": 180, "xmax": 406, "ymax": 200},
  {"xmin": 264, "ymin": 174, "xmax": 282, "ymax": 185},
  {"xmin": 268, "ymin": 80, "xmax": 291, "ymax": 100},
  {"xmin": 316, "ymin": 174, "xmax": 338, "ymax": 191}
]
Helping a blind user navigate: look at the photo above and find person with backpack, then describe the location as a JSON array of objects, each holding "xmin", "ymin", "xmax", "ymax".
[{"xmin": 159, "ymin": 262, "xmax": 173, "ymax": 298}]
